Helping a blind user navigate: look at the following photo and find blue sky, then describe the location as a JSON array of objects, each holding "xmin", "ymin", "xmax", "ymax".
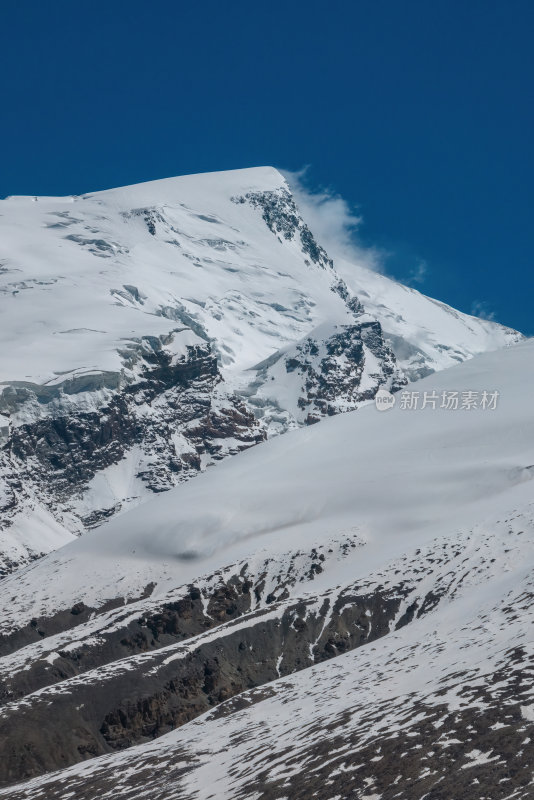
[{"xmin": 1, "ymin": 0, "xmax": 532, "ymax": 334}]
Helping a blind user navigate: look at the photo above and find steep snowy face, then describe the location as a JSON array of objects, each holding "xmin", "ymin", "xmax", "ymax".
[{"xmin": 0, "ymin": 167, "xmax": 521, "ymax": 571}]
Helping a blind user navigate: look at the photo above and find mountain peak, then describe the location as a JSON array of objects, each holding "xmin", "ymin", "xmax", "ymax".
[
  {"xmin": 83, "ymin": 165, "xmax": 288, "ymax": 204},
  {"xmin": 0, "ymin": 166, "xmax": 522, "ymax": 575}
]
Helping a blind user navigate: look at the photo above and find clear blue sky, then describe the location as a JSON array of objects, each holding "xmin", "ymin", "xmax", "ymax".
[{"xmin": 1, "ymin": 0, "xmax": 532, "ymax": 334}]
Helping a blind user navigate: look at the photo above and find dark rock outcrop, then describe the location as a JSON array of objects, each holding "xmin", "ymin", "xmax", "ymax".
[{"xmin": 0, "ymin": 336, "xmax": 265, "ymax": 572}]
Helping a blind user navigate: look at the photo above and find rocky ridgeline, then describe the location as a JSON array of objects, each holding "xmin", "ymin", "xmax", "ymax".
[{"xmin": 232, "ymin": 187, "xmax": 334, "ymax": 270}]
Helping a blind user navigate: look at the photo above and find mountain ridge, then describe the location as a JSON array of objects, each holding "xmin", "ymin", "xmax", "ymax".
[{"xmin": 0, "ymin": 167, "xmax": 522, "ymax": 574}]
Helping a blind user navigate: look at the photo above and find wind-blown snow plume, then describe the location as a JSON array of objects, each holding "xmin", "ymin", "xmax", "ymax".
[{"xmin": 282, "ymin": 168, "xmax": 385, "ymax": 271}]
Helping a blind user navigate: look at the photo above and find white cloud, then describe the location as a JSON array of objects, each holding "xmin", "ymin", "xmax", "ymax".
[
  {"xmin": 405, "ymin": 258, "xmax": 428, "ymax": 287},
  {"xmin": 281, "ymin": 168, "xmax": 386, "ymax": 272},
  {"xmin": 282, "ymin": 168, "xmax": 431, "ymax": 290},
  {"xmin": 470, "ymin": 300, "xmax": 496, "ymax": 321}
]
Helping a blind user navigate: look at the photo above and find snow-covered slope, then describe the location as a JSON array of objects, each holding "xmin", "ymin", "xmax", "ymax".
[
  {"xmin": 1, "ymin": 338, "xmax": 532, "ymax": 628},
  {"xmin": 1, "ymin": 168, "xmax": 347, "ymax": 383},
  {"xmin": 0, "ymin": 339, "xmax": 532, "ymax": 796},
  {"xmin": 335, "ymin": 256, "xmax": 518, "ymax": 380},
  {"xmin": 0, "ymin": 167, "xmax": 521, "ymax": 574},
  {"xmin": 6, "ymin": 517, "xmax": 534, "ymax": 800}
]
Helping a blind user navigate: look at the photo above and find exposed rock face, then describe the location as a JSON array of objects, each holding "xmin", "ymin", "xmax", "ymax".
[
  {"xmin": 0, "ymin": 336, "xmax": 264, "ymax": 570},
  {"xmin": 0, "ymin": 532, "xmax": 474, "ymax": 786},
  {"xmin": 0, "ymin": 306, "xmax": 401, "ymax": 571},
  {"xmin": 232, "ymin": 187, "xmax": 334, "ymax": 271},
  {"xmin": 244, "ymin": 318, "xmax": 406, "ymax": 432},
  {"xmin": 0, "ymin": 517, "xmax": 525, "ymax": 790},
  {"xmin": 286, "ymin": 320, "xmax": 405, "ymax": 424}
]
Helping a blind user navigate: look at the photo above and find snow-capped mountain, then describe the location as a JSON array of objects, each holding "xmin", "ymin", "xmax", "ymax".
[
  {"xmin": 0, "ymin": 167, "xmax": 521, "ymax": 575},
  {"xmin": 0, "ymin": 339, "xmax": 533, "ymax": 798}
]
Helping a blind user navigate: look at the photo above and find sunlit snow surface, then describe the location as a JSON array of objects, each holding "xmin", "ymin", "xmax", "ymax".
[
  {"xmin": 0, "ymin": 168, "xmax": 347, "ymax": 385},
  {"xmin": 0, "ymin": 167, "xmax": 516, "ymax": 387},
  {"xmin": 0, "ymin": 340, "xmax": 533, "ymax": 799}
]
